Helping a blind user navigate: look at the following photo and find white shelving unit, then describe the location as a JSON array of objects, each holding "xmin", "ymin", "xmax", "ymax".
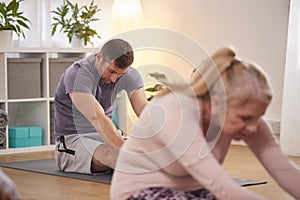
[{"xmin": 0, "ymin": 47, "xmax": 95, "ymax": 154}]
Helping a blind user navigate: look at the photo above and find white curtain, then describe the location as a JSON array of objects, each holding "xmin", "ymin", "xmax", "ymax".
[
  {"xmin": 280, "ymin": 0, "xmax": 300, "ymax": 156},
  {"xmin": 112, "ymin": 0, "xmax": 144, "ymax": 35}
]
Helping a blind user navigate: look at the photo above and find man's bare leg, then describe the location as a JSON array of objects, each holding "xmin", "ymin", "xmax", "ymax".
[{"xmin": 91, "ymin": 143, "xmax": 119, "ymax": 172}]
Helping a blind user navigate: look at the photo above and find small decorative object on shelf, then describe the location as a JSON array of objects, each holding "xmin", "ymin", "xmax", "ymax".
[
  {"xmin": 0, "ymin": 0, "xmax": 31, "ymax": 47},
  {"xmin": 51, "ymin": 0, "xmax": 101, "ymax": 47}
]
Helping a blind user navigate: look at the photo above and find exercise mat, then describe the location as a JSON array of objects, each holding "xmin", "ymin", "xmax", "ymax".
[
  {"xmin": 0, "ymin": 159, "xmax": 267, "ymax": 186},
  {"xmin": 0, "ymin": 158, "xmax": 112, "ymax": 184}
]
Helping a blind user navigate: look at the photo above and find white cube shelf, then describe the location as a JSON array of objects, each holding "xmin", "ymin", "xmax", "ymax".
[{"xmin": 0, "ymin": 48, "xmax": 94, "ymax": 154}]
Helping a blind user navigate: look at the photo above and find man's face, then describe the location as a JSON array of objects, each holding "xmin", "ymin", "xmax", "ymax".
[
  {"xmin": 101, "ymin": 62, "xmax": 128, "ymax": 83},
  {"xmin": 94, "ymin": 53, "xmax": 129, "ymax": 83}
]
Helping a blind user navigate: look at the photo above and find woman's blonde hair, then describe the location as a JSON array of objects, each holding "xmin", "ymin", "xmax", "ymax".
[{"xmin": 155, "ymin": 46, "xmax": 273, "ymax": 105}]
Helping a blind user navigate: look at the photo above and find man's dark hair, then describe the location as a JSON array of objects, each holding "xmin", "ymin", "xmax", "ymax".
[{"xmin": 100, "ymin": 39, "xmax": 134, "ymax": 69}]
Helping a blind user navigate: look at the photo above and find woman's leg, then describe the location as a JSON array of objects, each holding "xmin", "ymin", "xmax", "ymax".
[{"xmin": 127, "ymin": 187, "xmax": 217, "ymax": 200}]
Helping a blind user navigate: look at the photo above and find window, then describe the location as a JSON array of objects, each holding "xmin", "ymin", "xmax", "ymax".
[{"xmin": 3, "ymin": 0, "xmax": 109, "ymax": 48}]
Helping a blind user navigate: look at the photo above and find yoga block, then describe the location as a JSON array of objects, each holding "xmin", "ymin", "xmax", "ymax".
[
  {"xmin": 28, "ymin": 126, "xmax": 43, "ymax": 147},
  {"xmin": 8, "ymin": 126, "xmax": 43, "ymax": 148},
  {"xmin": 7, "ymin": 58, "xmax": 42, "ymax": 99},
  {"xmin": 8, "ymin": 127, "xmax": 29, "ymax": 148}
]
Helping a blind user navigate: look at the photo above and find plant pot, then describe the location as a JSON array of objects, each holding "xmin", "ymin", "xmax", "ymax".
[
  {"xmin": 0, "ymin": 30, "xmax": 13, "ymax": 47},
  {"xmin": 71, "ymin": 35, "xmax": 84, "ymax": 47}
]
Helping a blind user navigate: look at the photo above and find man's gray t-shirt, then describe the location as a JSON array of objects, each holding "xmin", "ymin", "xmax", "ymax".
[{"xmin": 54, "ymin": 54, "xmax": 144, "ymax": 139}]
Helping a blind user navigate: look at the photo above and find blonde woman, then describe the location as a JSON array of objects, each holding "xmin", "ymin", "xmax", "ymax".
[{"xmin": 110, "ymin": 47, "xmax": 300, "ymax": 200}]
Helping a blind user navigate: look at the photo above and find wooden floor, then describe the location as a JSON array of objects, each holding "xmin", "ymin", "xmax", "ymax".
[{"xmin": 1, "ymin": 145, "xmax": 300, "ymax": 200}]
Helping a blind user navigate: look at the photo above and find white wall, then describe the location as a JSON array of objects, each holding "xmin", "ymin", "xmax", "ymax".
[{"xmin": 140, "ymin": 0, "xmax": 289, "ymax": 122}]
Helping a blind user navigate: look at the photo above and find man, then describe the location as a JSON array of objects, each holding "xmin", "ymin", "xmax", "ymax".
[{"xmin": 54, "ymin": 39, "xmax": 148, "ymax": 174}]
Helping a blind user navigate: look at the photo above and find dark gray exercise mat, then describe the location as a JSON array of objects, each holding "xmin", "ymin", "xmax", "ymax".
[
  {"xmin": 0, "ymin": 159, "xmax": 267, "ymax": 186},
  {"xmin": 232, "ymin": 178, "xmax": 267, "ymax": 187},
  {"xmin": 0, "ymin": 159, "xmax": 112, "ymax": 184}
]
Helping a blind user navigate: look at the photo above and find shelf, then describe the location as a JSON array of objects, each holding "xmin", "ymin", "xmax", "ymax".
[
  {"xmin": 49, "ymin": 102, "xmax": 56, "ymax": 145},
  {"xmin": 0, "ymin": 53, "xmax": 6, "ymax": 100},
  {"xmin": 7, "ymin": 98, "xmax": 48, "ymax": 103},
  {"xmin": 0, "ymin": 47, "xmax": 96, "ymax": 53},
  {"xmin": 0, "ymin": 145, "xmax": 55, "ymax": 155},
  {"xmin": 0, "ymin": 48, "xmax": 93, "ymax": 153}
]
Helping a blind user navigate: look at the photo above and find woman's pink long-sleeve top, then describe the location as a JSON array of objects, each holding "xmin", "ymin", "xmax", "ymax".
[{"xmin": 110, "ymin": 92, "xmax": 300, "ymax": 200}]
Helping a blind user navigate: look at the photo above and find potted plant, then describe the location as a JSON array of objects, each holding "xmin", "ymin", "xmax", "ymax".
[
  {"xmin": 145, "ymin": 83, "xmax": 165, "ymax": 101},
  {"xmin": 144, "ymin": 72, "xmax": 167, "ymax": 101},
  {"xmin": 0, "ymin": 0, "xmax": 31, "ymax": 47},
  {"xmin": 51, "ymin": 0, "xmax": 101, "ymax": 47}
]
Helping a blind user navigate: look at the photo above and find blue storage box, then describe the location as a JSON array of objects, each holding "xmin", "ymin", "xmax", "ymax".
[
  {"xmin": 28, "ymin": 126, "xmax": 43, "ymax": 147},
  {"xmin": 8, "ymin": 127, "xmax": 29, "ymax": 148},
  {"xmin": 9, "ymin": 126, "xmax": 43, "ymax": 148}
]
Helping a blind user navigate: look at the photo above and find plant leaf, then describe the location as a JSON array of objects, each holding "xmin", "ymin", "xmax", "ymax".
[
  {"xmin": 7, "ymin": 0, "xmax": 16, "ymax": 12},
  {"xmin": 149, "ymin": 72, "xmax": 167, "ymax": 80},
  {"xmin": 51, "ymin": 24, "xmax": 57, "ymax": 36},
  {"xmin": 17, "ymin": 20, "xmax": 29, "ymax": 29}
]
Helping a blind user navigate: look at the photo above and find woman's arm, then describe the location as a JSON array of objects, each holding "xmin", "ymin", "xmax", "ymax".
[
  {"xmin": 176, "ymin": 133, "xmax": 265, "ymax": 200},
  {"xmin": 244, "ymin": 118, "xmax": 300, "ymax": 199}
]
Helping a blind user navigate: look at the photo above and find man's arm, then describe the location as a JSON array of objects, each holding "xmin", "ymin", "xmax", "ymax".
[
  {"xmin": 128, "ymin": 87, "xmax": 148, "ymax": 117},
  {"xmin": 69, "ymin": 92, "xmax": 124, "ymax": 148}
]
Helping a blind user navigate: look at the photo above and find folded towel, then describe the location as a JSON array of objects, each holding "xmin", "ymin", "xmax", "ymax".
[
  {"xmin": 0, "ymin": 109, "xmax": 8, "ymax": 149},
  {"xmin": 0, "ymin": 109, "xmax": 8, "ymax": 128},
  {"xmin": 0, "ymin": 130, "xmax": 5, "ymax": 149}
]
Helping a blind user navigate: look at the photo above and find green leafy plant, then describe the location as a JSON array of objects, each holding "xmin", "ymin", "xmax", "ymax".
[
  {"xmin": 51, "ymin": 0, "xmax": 101, "ymax": 46},
  {"xmin": 145, "ymin": 72, "xmax": 167, "ymax": 101},
  {"xmin": 145, "ymin": 83, "xmax": 165, "ymax": 101},
  {"xmin": 0, "ymin": 0, "xmax": 31, "ymax": 38},
  {"xmin": 145, "ymin": 84, "xmax": 164, "ymax": 92}
]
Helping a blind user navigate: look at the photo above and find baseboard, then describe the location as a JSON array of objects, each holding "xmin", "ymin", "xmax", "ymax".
[{"xmin": 267, "ymin": 119, "xmax": 281, "ymax": 134}]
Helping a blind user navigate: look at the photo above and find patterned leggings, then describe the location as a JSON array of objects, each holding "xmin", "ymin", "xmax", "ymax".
[{"xmin": 127, "ymin": 187, "xmax": 217, "ymax": 200}]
